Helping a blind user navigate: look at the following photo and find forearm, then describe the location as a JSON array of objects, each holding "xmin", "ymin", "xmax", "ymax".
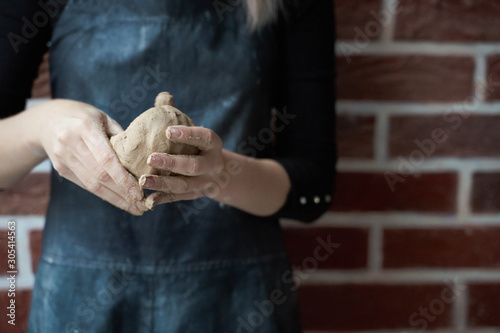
[
  {"xmin": 212, "ymin": 150, "xmax": 291, "ymax": 216},
  {"xmin": 0, "ymin": 106, "xmax": 47, "ymax": 189}
]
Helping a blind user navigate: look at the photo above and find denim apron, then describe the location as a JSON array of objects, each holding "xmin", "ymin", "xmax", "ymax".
[{"xmin": 28, "ymin": 0, "xmax": 301, "ymax": 332}]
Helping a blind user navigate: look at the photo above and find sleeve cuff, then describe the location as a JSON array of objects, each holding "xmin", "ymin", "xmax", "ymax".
[{"xmin": 273, "ymin": 157, "xmax": 335, "ymax": 223}]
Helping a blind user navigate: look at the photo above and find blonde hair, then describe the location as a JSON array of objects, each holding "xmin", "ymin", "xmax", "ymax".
[{"xmin": 245, "ymin": 0, "xmax": 283, "ymax": 30}]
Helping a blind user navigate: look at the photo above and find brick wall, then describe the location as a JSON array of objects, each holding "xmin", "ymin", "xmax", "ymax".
[
  {"xmin": 285, "ymin": 0, "xmax": 500, "ymax": 331},
  {"xmin": 2, "ymin": 0, "xmax": 500, "ymax": 332}
]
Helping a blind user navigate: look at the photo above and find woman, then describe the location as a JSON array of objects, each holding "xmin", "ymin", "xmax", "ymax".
[{"xmin": 0, "ymin": 0, "xmax": 335, "ymax": 331}]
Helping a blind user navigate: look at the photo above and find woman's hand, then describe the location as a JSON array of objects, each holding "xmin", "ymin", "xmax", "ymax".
[
  {"xmin": 139, "ymin": 125, "xmax": 291, "ymax": 217},
  {"xmin": 139, "ymin": 126, "xmax": 226, "ymax": 209},
  {"xmin": 31, "ymin": 99, "xmax": 147, "ymax": 215}
]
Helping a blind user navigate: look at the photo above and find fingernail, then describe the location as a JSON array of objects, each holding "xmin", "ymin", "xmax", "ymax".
[
  {"xmin": 167, "ymin": 127, "xmax": 181, "ymax": 139},
  {"xmin": 139, "ymin": 175, "xmax": 146, "ymax": 187},
  {"xmin": 141, "ymin": 176, "xmax": 154, "ymax": 189},
  {"xmin": 145, "ymin": 195, "xmax": 156, "ymax": 210},
  {"xmin": 147, "ymin": 154, "xmax": 161, "ymax": 167},
  {"xmin": 129, "ymin": 187, "xmax": 143, "ymax": 200},
  {"xmin": 148, "ymin": 154, "xmax": 169, "ymax": 169}
]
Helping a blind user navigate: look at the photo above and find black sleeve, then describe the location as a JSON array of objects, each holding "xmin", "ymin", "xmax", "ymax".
[
  {"xmin": 273, "ymin": 0, "xmax": 336, "ymax": 222},
  {"xmin": 0, "ymin": 0, "xmax": 52, "ymax": 118}
]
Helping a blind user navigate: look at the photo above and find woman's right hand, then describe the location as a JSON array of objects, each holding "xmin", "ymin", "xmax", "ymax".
[{"xmin": 29, "ymin": 99, "xmax": 147, "ymax": 215}]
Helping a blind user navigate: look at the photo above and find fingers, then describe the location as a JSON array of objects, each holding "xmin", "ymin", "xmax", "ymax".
[
  {"xmin": 139, "ymin": 174, "xmax": 213, "ymax": 193},
  {"xmin": 147, "ymin": 153, "xmax": 213, "ymax": 176},
  {"xmin": 139, "ymin": 174, "xmax": 188, "ymax": 192},
  {"xmin": 144, "ymin": 191, "xmax": 202, "ymax": 210},
  {"xmin": 139, "ymin": 126, "xmax": 226, "ymax": 209},
  {"xmin": 53, "ymin": 153, "xmax": 145, "ymax": 216},
  {"xmin": 42, "ymin": 101, "xmax": 146, "ymax": 215},
  {"xmin": 147, "ymin": 151, "xmax": 225, "ymax": 177},
  {"xmin": 166, "ymin": 126, "xmax": 222, "ymax": 151},
  {"xmin": 139, "ymin": 173, "xmax": 219, "ymax": 209},
  {"xmin": 70, "ymin": 145, "xmax": 147, "ymax": 212},
  {"xmin": 81, "ymin": 121, "xmax": 144, "ymax": 201}
]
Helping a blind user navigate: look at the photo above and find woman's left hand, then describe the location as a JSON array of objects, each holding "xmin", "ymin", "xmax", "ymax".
[{"xmin": 139, "ymin": 125, "xmax": 226, "ymax": 209}]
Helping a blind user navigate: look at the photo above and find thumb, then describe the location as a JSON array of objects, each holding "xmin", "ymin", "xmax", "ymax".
[{"xmin": 104, "ymin": 115, "xmax": 124, "ymax": 137}]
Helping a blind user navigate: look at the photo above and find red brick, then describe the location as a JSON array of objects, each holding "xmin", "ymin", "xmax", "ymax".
[
  {"xmin": 389, "ymin": 115, "xmax": 500, "ymax": 158},
  {"xmin": 331, "ymin": 172, "xmax": 457, "ymax": 213},
  {"xmin": 0, "ymin": 231, "xmax": 16, "ymax": 275},
  {"xmin": 0, "ymin": 173, "xmax": 50, "ymax": 215},
  {"xmin": 486, "ymin": 55, "xmax": 500, "ymax": 100},
  {"xmin": 299, "ymin": 283, "xmax": 452, "ymax": 331},
  {"xmin": 337, "ymin": 115, "xmax": 374, "ymax": 158},
  {"xmin": 31, "ymin": 52, "xmax": 51, "ymax": 98},
  {"xmin": 283, "ymin": 227, "xmax": 368, "ymax": 270},
  {"xmin": 472, "ymin": 173, "xmax": 500, "ymax": 213},
  {"xmin": 395, "ymin": 0, "xmax": 500, "ymax": 42},
  {"xmin": 336, "ymin": 56, "xmax": 474, "ymax": 102},
  {"xmin": 29, "ymin": 230, "xmax": 43, "ymax": 274},
  {"xmin": 335, "ymin": 0, "xmax": 382, "ymax": 40},
  {"xmin": 468, "ymin": 283, "xmax": 500, "ymax": 327},
  {"xmin": 0, "ymin": 289, "xmax": 31, "ymax": 333},
  {"xmin": 384, "ymin": 227, "xmax": 500, "ymax": 268}
]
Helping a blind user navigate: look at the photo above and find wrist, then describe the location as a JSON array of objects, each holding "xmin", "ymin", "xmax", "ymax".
[
  {"xmin": 22, "ymin": 99, "xmax": 60, "ymax": 159},
  {"xmin": 210, "ymin": 150, "xmax": 291, "ymax": 216},
  {"xmin": 210, "ymin": 149, "xmax": 247, "ymax": 203}
]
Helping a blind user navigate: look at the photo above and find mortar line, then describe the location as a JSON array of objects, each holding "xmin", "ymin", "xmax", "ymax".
[
  {"xmin": 379, "ymin": 0, "xmax": 399, "ymax": 44},
  {"xmin": 32, "ymin": 159, "xmax": 51, "ymax": 173},
  {"xmin": 335, "ymin": 41, "xmax": 500, "ymax": 56},
  {"xmin": 454, "ymin": 279, "xmax": 468, "ymax": 331},
  {"xmin": 367, "ymin": 223, "xmax": 383, "ymax": 273},
  {"xmin": 26, "ymin": 98, "xmax": 50, "ymax": 109},
  {"xmin": 374, "ymin": 112, "xmax": 389, "ymax": 163},
  {"xmin": 301, "ymin": 270, "xmax": 500, "ymax": 284},
  {"xmin": 457, "ymin": 169, "xmax": 473, "ymax": 220},
  {"xmin": 473, "ymin": 54, "xmax": 488, "ymax": 102},
  {"xmin": 281, "ymin": 213, "xmax": 500, "ymax": 229},
  {"xmin": 336, "ymin": 158, "xmax": 500, "ymax": 172},
  {"xmin": 336, "ymin": 101, "xmax": 500, "ymax": 114}
]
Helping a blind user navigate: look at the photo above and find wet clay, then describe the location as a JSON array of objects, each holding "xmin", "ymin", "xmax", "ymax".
[{"xmin": 110, "ymin": 92, "xmax": 199, "ymax": 178}]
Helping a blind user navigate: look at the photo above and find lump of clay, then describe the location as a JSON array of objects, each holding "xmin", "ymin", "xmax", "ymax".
[{"xmin": 110, "ymin": 92, "xmax": 199, "ymax": 178}]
